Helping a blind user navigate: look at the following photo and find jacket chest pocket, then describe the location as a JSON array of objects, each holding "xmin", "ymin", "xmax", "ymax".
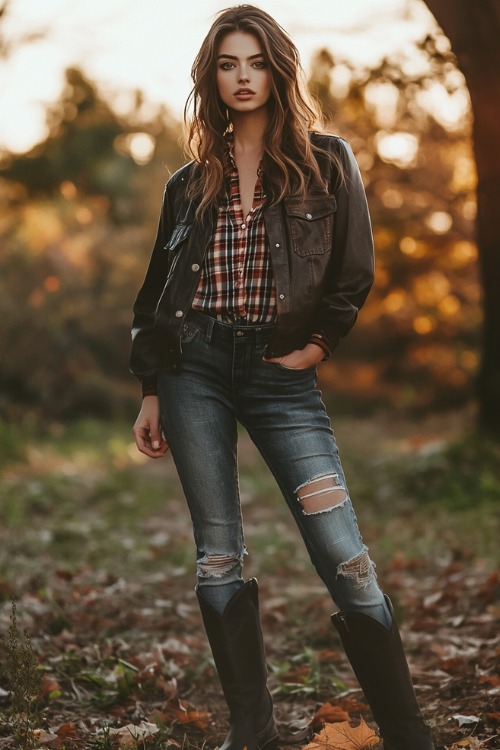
[
  {"xmin": 164, "ymin": 222, "xmax": 193, "ymax": 280},
  {"xmin": 284, "ymin": 196, "xmax": 337, "ymax": 257}
]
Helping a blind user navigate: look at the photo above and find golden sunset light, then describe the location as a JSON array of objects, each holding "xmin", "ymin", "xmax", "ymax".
[{"xmin": 0, "ymin": 0, "xmax": 438, "ymax": 152}]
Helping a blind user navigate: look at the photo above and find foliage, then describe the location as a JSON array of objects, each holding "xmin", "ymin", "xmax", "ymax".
[
  {"xmin": 0, "ymin": 30, "xmax": 482, "ymax": 421},
  {"xmin": 399, "ymin": 435, "xmax": 500, "ymax": 509},
  {"xmin": 0, "ymin": 418, "xmax": 25, "ymax": 465},
  {"xmin": 421, "ymin": 0, "xmax": 500, "ymax": 437},
  {"xmin": 0, "ymin": 67, "xmax": 185, "ymax": 422},
  {"xmin": 0, "ymin": 598, "xmax": 41, "ymax": 748},
  {"xmin": 0, "ymin": 68, "xmax": 182, "ymax": 221},
  {"xmin": 308, "ymin": 29, "xmax": 479, "ymax": 412}
]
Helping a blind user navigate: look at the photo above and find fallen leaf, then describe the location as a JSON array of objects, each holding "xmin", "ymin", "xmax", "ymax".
[
  {"xmin": 55, "ymin": 722, "xmax": 78, "ymax": 739},
  {"xmin": 423, "ymin": 591, "xmax": 443, "ymax": 608},
  {"xmin": 453, "ymin": 714, "xmax": 480, "ymax": 726},
  {"xmin": 335, "ymin": 697, "xmax": 370, "ymax": 715},
  {"xmin": 163, "ymin": 698, "xmax": 212, "ymax": 729},
  {"xmin": 40, "ymin": 674, "xmax": 62, "ymax": 696},
  {"xmin": 155, "ymin": 673, "xmax": 178, "ymax": 699},
  {"xmin": 312, "ymin": 702, "xmax": 350, "ymax": 729},
  {"xmin": 485, "ymin": 712, "xmax": 500, "ymax": 722},
  {"xmin": 302, "ymin": 718, "xmax": 379, "ymax": 750},
  {"xmin": 32, "ymin": 729, "xmax": 58, "ymax": 745}
]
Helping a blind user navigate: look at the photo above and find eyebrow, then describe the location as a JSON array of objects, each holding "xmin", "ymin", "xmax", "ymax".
[{"xmin": 217, "ymin": 52, "xmax": 265, "ymax": 60}]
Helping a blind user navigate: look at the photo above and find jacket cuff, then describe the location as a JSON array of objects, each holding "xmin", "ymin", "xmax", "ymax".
[
  {"xmin": 308, "ymin": 333, "xmax": 335, "ymax": 360},
  {"xmin": 140, "ymin": 373, "xmax": 158, "ymax": 398}
]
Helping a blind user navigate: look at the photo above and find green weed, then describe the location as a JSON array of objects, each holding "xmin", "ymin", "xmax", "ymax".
[
  {"xmin": 89, "ymin": 724, "xmax": 114, "ymax": 749},
  {"xmin": 270, "ymin": 647, "xmax": 343, "ymax": 700},
  {"xmin": 0, "ymin": 598, "xmax": 41, "ymax": 749}
]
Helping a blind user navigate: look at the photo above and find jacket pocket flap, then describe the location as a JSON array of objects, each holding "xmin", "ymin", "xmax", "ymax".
[
  {"xmin": 284, "ymin": 196, "xmax": 337, "ymax": 221},
  {"xmin": 164, "ymin": 222, "xmax": 192, "ymax": 252}
]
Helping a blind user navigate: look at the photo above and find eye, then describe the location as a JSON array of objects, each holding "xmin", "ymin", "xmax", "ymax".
[
  {"xmin": 219, "ymin": 61, "xmax": 235, "ymax": 70},
  {"xmin": 253, "ymin": 60, "xmax": 267, "ymax": 69}
]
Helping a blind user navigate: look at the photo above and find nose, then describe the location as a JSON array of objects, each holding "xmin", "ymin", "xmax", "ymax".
[{"xmin": 238, "ymin": 66, "xmax": 250, "ymax": 83}]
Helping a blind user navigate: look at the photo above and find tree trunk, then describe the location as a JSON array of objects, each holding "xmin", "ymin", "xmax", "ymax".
[{"xmin": 423, "ymin": 0, "xmax": 500, "ymax": 436}]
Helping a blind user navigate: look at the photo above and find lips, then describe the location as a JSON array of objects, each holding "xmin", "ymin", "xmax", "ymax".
[{"xmin": 234, "ymin": 88, "xmax": 256, "ymax": 96}]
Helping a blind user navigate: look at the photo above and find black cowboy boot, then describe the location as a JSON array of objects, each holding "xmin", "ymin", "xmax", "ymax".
[
  {"xmin": 331, "ymin": 597, "xmax": 435, "ymax": 750},
  {"xmin": 196, "ymin": 578, "xmax": 279, "ymax": 750}
]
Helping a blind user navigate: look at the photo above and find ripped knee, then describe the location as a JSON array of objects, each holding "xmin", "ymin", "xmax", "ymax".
[
  {"xmin": 296, "ymin": 473, "xmax": 347, "ymax": 515},
  {"xmin": 197, "ymin": 551, "xmax": 243, "ymax": 579},
  {"xmin": 337, "ymin": 548, "xmax": 376, "ymax": 589}
]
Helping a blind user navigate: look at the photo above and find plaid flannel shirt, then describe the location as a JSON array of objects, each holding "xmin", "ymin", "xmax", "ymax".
[{"xmin": 192, "ymin": 137, "xmax": 276, "ymax": 323}]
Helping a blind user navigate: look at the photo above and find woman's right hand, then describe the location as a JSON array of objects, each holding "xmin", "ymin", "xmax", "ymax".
[{"xmin": 132, "ymin": 395, "xmax": 169, "ymax": 458}]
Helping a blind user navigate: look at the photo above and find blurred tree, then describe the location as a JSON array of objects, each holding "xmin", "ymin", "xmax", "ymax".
[
  {"xmin": 1, "ymin": 68, "xmax": 137, "ymax": 217},
  {"xmin": 0, "ymin": 65, "xmax": 184, "ymax": 420},
  {"xmin": 309, "ymin": 34, "xmax": 479, "ymax": 413},
  {"xmin": 0, "ymin": 0, "xmax": 45, "ymax": 58},
  {"xmin": 422, "ymin": 0, "xmax": 500, "ymax": 437},
  {"xmin": 0, "ymin": 66, "xmax": 183, "ymax": 221}
]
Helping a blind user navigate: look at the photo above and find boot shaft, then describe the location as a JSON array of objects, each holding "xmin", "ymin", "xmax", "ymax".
[
  {"xmin": 196, "ymin": 579, "xmax": 270, "ymax": 715},
  {"xmin": 332, "ymin": 598, "xmax": 435, "ymax": 750}
]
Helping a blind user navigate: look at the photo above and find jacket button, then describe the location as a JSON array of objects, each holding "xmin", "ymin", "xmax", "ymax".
[
  {"xmin": 279, "ymin": 293, "xmax": 285, "ymax": 300},
  {"xmin": 191, "ymin": 263, "xmax": 200, "ymax": 272},
  {"xmin": 306, "ymin": 213, "xmax": 313, "ymax": 220},
  {"xmin": 175, "ymin": 310, "xmax": 183, "ymax": 317},
  {"xmin": 275, "ymin": 243, "xmax": 280, "ymax": 247}
]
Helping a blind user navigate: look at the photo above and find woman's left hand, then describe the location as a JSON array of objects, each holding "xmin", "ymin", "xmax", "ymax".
[{"xmin": 263, "ymin": 342, "xmax": 325, "ymax": 370}]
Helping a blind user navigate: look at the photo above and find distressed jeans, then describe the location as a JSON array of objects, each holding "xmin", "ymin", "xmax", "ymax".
[{"xmin": 158, "ymin": 309, "xmax": 391, "ymax": 627}]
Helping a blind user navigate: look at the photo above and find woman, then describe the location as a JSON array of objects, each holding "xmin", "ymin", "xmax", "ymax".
[{"xmin": 130, "ymin": 6, "xmax": 435, "ymax": 750}]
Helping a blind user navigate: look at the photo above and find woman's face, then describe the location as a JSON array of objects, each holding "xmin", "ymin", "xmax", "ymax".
[{"xmin": 216, "ymin": 31, "xmax": 272, "ymax": 114}]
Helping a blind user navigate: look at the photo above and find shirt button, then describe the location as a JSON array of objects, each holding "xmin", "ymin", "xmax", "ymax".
[
  {"xmin": 175, "ymin": 310, "xmax": 183, "ymax": 317},
  {"xmin": 241, "ymin": 223, "xmax": 246, "ymax": 229},
  {"xmin": 275, "ymin": 243, "xmax": 280, "ymax": 247},
  {"xmin": 191, "ymin": 263, "xmax": 200, "ymax": 272},
  {"xmin": 279, "ymin": 294, "xmax": 285, "ymax": 300},
  {"xmin": 306, "ymin": 213, "xmax": 313, "ymax": 220}
]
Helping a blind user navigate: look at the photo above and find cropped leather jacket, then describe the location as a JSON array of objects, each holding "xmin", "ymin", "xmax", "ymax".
[{"xmin": 130, "ymin": 133, "xmax": 374, "ymax": 385}]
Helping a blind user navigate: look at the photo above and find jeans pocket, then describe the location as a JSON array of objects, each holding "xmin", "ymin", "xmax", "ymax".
[{"xmin": 267, "ymin": 360, "xmax": 317, "ymax": 373}]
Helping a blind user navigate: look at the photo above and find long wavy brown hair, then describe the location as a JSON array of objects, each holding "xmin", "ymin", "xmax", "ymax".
[{"xmin": 184, "ymin": 4, "xmax": 342, "ymax": 217}]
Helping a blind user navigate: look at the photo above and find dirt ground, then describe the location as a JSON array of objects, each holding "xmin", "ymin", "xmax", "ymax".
[{"xmin": 0, "ymin": 408, "xmax": 498, "ymax": 749}]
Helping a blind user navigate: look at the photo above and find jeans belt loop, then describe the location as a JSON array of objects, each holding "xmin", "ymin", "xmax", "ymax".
[{"xmin": 205, "ymin": 314, "xmax": 215, "ymax": 343}]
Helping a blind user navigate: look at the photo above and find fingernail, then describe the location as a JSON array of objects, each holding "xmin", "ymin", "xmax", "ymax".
[{"xmin": 153, "ymin": 441, "xmax": 159, "ymax": 449}]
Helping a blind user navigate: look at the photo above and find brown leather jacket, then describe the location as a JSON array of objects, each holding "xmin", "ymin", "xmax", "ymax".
[{"xmin": 130, "ymin": 133, "xmax": 374, "ymax": 383}]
